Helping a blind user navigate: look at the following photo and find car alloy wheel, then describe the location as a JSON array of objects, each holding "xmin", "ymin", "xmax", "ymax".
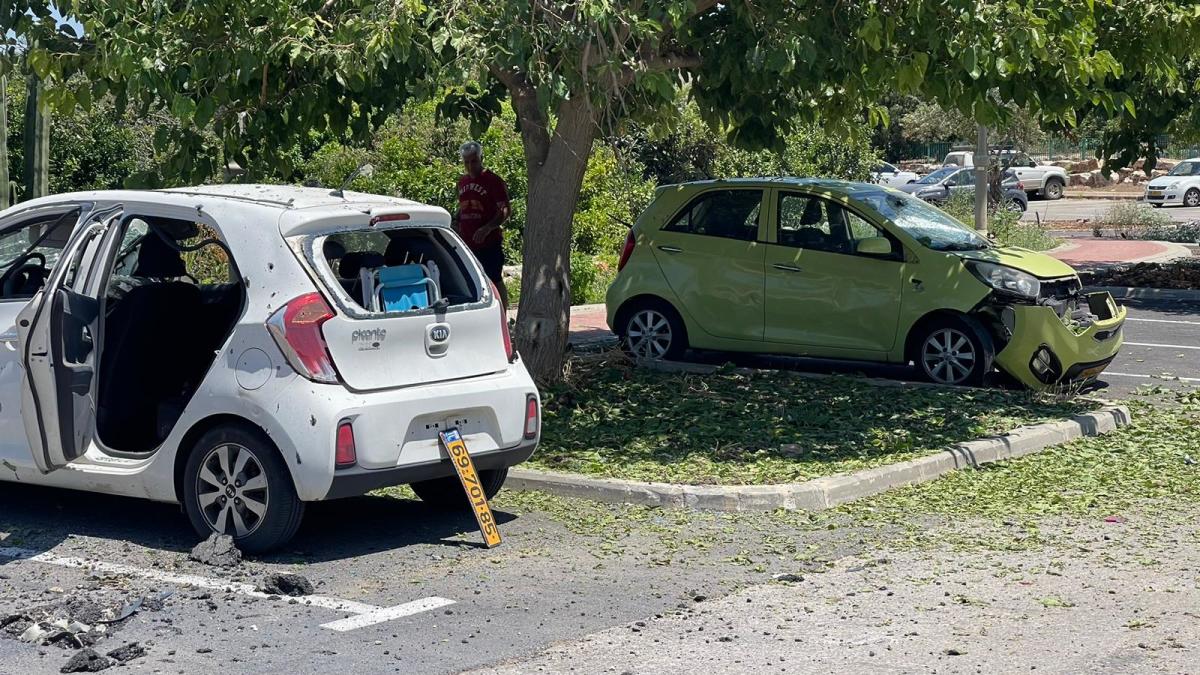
[
  {"xmin": 1185, "ymin": 189, "xmax": 1200, "ymax": 208},
  {"xmin": 920, "ymin": 327, "xmax": 977, "ymax": 385},
  {"xmin": 626, "ymin": 308, "xmax": 673, "ymax": 359},
  {"xmin": 1045, "ymin": 180, "xmax": 1063, "ymax": 200},
  {"xmin": 196, "ymin": 443, "xmax": 270, "ymax": 537}
]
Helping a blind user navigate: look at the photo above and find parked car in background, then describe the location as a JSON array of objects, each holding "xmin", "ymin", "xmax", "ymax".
[
  {"xmin": 0, "ymin": 186, "xmax": 540, "ymax": 552},
  {"xmin": 871, "ymin": 161, "xmax": 920, "ymax": 188},
  {"xmin": 608, "ymin": 178, "xmax": 1125, "ymax": 389},
  {"xmin": 899, "ymin": 166, "xmax": 1028, "ymax": 212},
  {"xmin": 942, "ymin": 150, "xmax": 1067, "ymax": 200},
  {"xmin": 1144, "ymin": 158, "xmax": 1200, "ymax": 208}
]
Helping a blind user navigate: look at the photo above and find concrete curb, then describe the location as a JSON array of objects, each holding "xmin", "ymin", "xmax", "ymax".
[
  {"xmin": 509, "ymin": 405, "xmax": 1131, "ymax": 512},
  {"xmin": 1087, "ymin": 286, "xmax": 1200, "ymax": 302}
]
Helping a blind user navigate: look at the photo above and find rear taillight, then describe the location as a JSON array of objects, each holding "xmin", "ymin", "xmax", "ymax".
[
  {"xmin": 267, "ymin": 292, "xmax": 339, "ymax": 383},
  {"xmin": 524, "ymin": 394, "xmax": 539, "ymax": 439},
  {"xmin": 335, "ymin": 419, "xmax": 357, "ymax": 468},
  {"xmin": 491, "ymin": 281, "xmax": 515, "ymax": 362},
  {"xmin": 617, "ymin": 230, "xmax": 636, "ymax": 271}
]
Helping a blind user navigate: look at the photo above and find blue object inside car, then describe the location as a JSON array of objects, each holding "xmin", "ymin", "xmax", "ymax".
[{"xmin": 378, "ymin": 264, "xmax": 432, "ymax": 311}]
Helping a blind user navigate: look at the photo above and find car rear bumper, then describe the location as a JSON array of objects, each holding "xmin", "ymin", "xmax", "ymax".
[
  {"xmin": 323, "ymin": 437, "xmax": 538, "ymax": 499},
  {"xmin": 994, "ymin": 292, "xmax": 1126, "ymax": 389}
]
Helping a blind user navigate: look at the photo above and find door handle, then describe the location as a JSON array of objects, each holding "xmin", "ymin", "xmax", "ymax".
[
  {"xmin": 773, "ymin": 264, "xmax": 803, "ymax": 273},
  {"xmin": 657, "ymin": 246, "xmax": 683, "ymax": 254},
  {"xmin": 0, "ymin": 328, "xmax": 17, "ymax": 343}
]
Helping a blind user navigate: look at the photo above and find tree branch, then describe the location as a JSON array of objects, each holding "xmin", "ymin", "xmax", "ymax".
[
  {"xmin": 489, "ymin": 63, "xmax": 552, "ymax": 173},
  {"xmin": 617, "ymin": 51, "xmax": 703, "ymax": 87}
]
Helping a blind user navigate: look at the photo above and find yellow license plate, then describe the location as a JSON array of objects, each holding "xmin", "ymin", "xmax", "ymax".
[
  {"xmin": 439, "ymin": 429, "xmax": 502, "ymax": 548},
  {"xmin": 1149, "ymin": 191, "xmax": 1164, "ymax": 197}
]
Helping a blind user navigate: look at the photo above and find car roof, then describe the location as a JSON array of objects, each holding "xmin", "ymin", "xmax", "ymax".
[
  {"xmin": 10, "ymin": 184, "xmax": 451, "ymax": 237},
  {"xmin": 656, "ymin": 177, "xmax": 883, "ymax": 198}
]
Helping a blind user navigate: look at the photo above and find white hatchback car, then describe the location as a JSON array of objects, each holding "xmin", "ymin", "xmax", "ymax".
[
  {"xmin": 0, "ymin": 185, "xmax": 540, "ymax": 552},
  {"xmin": 1144, "ymin": 158, "xmax": 1200, "ymax": 208}
]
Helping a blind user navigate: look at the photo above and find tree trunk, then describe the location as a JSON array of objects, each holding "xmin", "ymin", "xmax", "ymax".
[
  {"xmin": 513, "ymin": 99, "xmax": 596, "ymax": 382},
  {"xmin": 23, "ymin": 72, "xmax": 49, "ymax": 201},
  {"xmin": 0, "ymin": 74, "xmax": 9, "ymax": 210}
]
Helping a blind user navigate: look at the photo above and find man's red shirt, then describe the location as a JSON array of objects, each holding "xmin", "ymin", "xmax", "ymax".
[{"xmin": 457, "ymin": 169, "xmax": 509, "ymax": 251}]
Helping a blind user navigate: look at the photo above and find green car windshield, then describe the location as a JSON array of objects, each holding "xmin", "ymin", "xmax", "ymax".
[{"xmin": 857, "ymin": 190, "xmax": 990, "ymax": 252}]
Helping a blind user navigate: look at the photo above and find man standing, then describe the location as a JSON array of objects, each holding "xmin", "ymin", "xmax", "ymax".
[{"xmin": 456, "ymin": 141, "xmax": 511, "ymax": 308}]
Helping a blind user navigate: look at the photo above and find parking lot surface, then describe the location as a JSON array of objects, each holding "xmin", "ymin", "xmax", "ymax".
[{"xmin": 1023, "ymin": 198, "xmax": 1200, "ymax": 223}]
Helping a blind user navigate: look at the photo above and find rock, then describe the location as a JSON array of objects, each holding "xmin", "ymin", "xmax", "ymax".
[
  {"xmin": 189, "ymin": 534, "xmax": 242, "ymax": 568},
  {"xmin": 772, "ymin": 573, "xmax": 805, "ymax": 583},
  {"xmin": 257, "ymin": 573, "xmax": 314, "ymax": 597},
  {"xmin": 60, "ymin": 648, "xmax": 112, "ymax": 673},
  {"xmin": 106, "ymin": 643, "xmax": 146, "ymax": 664},
  {"xmin": 1086, "ymin": 170, "xmax": 1113, "ymax": 188},
  {"xmin": 1069, "ymin": 158, "xmax": 1099, "ymax": 173}
]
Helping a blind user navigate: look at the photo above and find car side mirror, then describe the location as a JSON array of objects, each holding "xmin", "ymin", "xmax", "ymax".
[
  {"xmin": 1029, "ymin": 161, "xmax": 1038, "ymax": 168},
  {"xmin": 944, "ymin": 180, "xmax": 956, "ymax": 188},
  {"xmin": 857, "ymin": 237, "xmax": 893, "ymax": 256}
]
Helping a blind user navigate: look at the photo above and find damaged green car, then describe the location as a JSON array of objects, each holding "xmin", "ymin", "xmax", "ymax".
[{"xmin": 607, "ymin": 178, "xmax": 1125, "ymax": 389}]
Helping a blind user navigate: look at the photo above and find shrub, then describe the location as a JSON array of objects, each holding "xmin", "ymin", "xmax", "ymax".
[
  {"xmin": 1098, "ymin": 202, "xmax": 1178, "ymax": 239},
  {"xmin": 940, "ymin": 191, "xmax": 1061, "ymax": 251}
]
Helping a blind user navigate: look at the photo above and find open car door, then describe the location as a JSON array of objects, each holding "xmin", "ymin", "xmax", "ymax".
[{"xmin": 18, "ymin": 208, "xmax": 121, "ymax": 474}]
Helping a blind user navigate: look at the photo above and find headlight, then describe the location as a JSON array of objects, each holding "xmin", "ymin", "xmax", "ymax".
[{"xmin": 965, "ymin": 261, "xmax": 1041, "ymax": 300}]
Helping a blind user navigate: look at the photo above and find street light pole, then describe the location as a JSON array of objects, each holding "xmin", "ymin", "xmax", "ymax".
[{"xmin": 974, "ymin": 124, "xmax": 989, "ymax": 234}]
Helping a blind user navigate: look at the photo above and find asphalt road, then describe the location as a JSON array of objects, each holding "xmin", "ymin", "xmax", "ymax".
[
  {"xmin": 1023, "ymin": 197, "xmax": 1200, "ymax": 223},
  {"xmin": 0, "ymin": 484, "xmax": 867, "ymax": 675}
]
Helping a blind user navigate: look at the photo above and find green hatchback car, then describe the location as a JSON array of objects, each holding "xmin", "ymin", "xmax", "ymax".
[{"xmin": 606, "ymin": 178, "xmax": 1126, "ymax": 389}]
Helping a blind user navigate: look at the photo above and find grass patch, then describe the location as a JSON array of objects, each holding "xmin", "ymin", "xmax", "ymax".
[
  {"xmin": 528, "ymin": 357, "xmax": 1092, "ymax": 486},
  {"xmin": 843, "ymin": 388, "xmax": 1200, "ymax": 520}
]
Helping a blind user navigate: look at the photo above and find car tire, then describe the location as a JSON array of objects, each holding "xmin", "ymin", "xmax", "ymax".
[
  {"xmin": 1002, "ymin": 198, "xmax": 1026, "ymax": 213},
  {"xmin": 182, "ymin": 424, "xmax": 304, "ymax": 554},
  {"xmin": 618, "ymin": 299, "xmax": 688, "ymax": 361},
  {"xmin": 1043, "ymin": 177, "xmax": 1065, "ymax": 200},
  {"xmin": 912, "ymin": 316, "xmax": 994, "ymax": 387},
  {"xmin": 1185, "ymin": 188, "xmax": 1200, "ymax": 208},
  {"xmin": 411, "ymin": 468, "xmax": 508, "ymax": 509}
]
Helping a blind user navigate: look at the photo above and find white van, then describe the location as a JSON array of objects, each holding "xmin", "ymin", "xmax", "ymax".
[{"xmin": 0, "ymin": 185, "xmax": 540, "ymax": 551}]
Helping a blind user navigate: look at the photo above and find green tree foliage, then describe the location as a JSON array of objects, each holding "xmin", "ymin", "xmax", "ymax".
[
  {"xmin": 624, "ymin": 103, "xmax": 878, "ymax": 184},
  {"xmin": 3, "ymin": 74, "xmax": 151, "ymax": 198}
]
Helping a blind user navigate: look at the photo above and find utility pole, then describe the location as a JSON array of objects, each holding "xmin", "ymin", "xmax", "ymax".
[{"xmin": 973, "ymin": 124, "xmax": 989, "ymax": 234}]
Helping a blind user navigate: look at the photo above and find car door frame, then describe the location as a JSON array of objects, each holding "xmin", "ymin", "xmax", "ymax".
[
  {"xmin": 18, "ymin": 206, "xmax": 123, "ymax": 474},
  {"xmin": 762, "ymin": 187, "xmax": 906, "ymax": 355},
  {"xmin": 647, "ymin": 186, "xmax": 769, "ymax": 344}
]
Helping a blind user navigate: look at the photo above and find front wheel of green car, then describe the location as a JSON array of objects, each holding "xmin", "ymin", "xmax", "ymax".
[
  {"xmin": 619, "ymin": 302, "xmax": 688, "ymax": 360},
  {"xmin": 914, "ymin": 318, "xmax": 993, "ymax": 386}
]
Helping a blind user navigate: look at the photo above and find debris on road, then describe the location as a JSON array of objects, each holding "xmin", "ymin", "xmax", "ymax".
[
  {"xmin": 189, "ymin": 533, "xmax": 243, "ymax": 568},
  {"xmin": 257, "ymin": 572, "xmax": 314, "ymax": 597},
  {"xmin": 771, "ymin": 573, "xmax": 805, "ymax": 583},
  {"xmin": 60, "ymin": 648, "xmax": 112, "ymax": 673},
  {"xmin": 105, "ymin": 642, "xmax": 147, "ymax": 664}
]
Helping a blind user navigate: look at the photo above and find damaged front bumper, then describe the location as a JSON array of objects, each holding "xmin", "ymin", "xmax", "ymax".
[{"xmin": 993, "ymin": 291, "xmax": 1126, "ymax": 390}]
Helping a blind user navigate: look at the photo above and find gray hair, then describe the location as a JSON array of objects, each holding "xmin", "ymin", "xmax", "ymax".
[{"xmin": 460, "ymin": 140, "xmax": 483, "ymax": 160}]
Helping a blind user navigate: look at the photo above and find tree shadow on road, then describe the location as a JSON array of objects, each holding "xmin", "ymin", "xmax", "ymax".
[{"xmin": 0, "ymin": 482, "xmax": 518, "ymax": 565}]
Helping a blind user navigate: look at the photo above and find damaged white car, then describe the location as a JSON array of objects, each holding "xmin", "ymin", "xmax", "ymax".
[{"xmin": 0, "ymin": 185, "xmax": 540, "ymax": 552}]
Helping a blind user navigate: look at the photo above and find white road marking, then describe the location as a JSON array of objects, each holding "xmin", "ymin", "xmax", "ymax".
[
  {"xmin": 319, "ymin": 596, "xmax": 457, "ymax": 632},
  {"xmin": 1126, "ymin": 317, "xmax": 1200, "ymax": 326},
  {"xmin": 0, "ymin": 545, "xmax": 454, "ymax": 630},
  {"xmin": 1124, "ymin": 342, "xmax": 1200, "ymax": 350},
  {"xmin": 1103, "ymin": 371, "xmax": 1200, "ymax": 383}
]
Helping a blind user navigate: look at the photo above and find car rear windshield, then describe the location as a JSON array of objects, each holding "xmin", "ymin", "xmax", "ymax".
[{"xmin": 318, "ymin": 227, "xmax": 481, "ymax": 313}]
